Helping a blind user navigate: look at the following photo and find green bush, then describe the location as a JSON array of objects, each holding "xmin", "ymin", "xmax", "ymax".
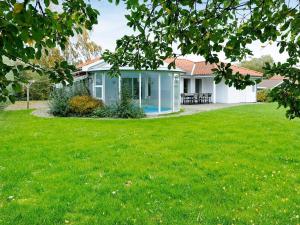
[
  {"xmin": 257, "ymin": 89, "xmax": 272, "ymax": 102},
  {"xmin": 49, "ymin": 81, "xmax": 90, "ymax": 117},
  {"xmin": 93, "ymin": 103, "xmax": 145, "ymax": 119},
  {"xmin": 93, "ymin": 84, "xmax": 145, "ymax": 119},
  {"xmin": 69, "ymin": 95, "xmax": 103, "ymax": 116},
  {"xmin": 92, "ymin": 105, "xmax": 116, "ymax": 118},
  {"xmin": 49, "ymin": 88, "xmax": 71, "ymax": 116}
]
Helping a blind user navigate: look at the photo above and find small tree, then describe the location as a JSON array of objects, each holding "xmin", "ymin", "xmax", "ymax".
[{"xmin": 239, "ymin": 55, "xmax": 274, "ymax": 73}]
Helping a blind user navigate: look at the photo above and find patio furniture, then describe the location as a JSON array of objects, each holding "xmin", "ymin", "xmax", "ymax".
[
  {"xmin": 181, "ymin": 93, "xmax": 196, "ymax": 104},
  {"xmin": 202, "ymin": 93, "xmax": 212, "ymax": 103},
  {"xmin": 207, "ymin": 93, "xmax": 212, "ymax": 103}
]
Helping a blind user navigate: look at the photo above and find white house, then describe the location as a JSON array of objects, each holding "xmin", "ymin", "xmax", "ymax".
[
  {"xmin": 77, "ymin": 59, "xmax": 184, "ymax": 114},
  {"xmin": 73, "ymin": 58, "xmax": 262, "ymax": 115},
  {"xmin": 165, "ymin": 58, "xmax": 262, "ymax": 103}
]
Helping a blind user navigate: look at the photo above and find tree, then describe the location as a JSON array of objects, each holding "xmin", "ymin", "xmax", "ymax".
[
  {"xmin": 63, "ymin": 28, "xmax": 102, "ymax": 64},
  {"xmin": 239, "ymin": 55, "xmax": 274, "ymax": 73},
  {"xmin": 103, "ymin": 0, "xmax": 300, "ymax": 119},
  {"xmin": 17, "ymin": 28, "xmax": 101, "ymax": 100},
  {"xmin": 0, "ymin": 0, "xmax": 99, "ymax": 102}
]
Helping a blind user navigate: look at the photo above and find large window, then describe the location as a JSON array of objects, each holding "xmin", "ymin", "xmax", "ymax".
[
  {"xmin": 105, "ymin": 75, "xmax": 119, "ymax": 105},
  {"xmin": 94, "ymin": 73, "xmax": 103, "ymax": 99},
  {"xmin": 93, "ymin": 70, "xmax": 180, "ymax": 114},
  {"xmin": 141, "ymin": 72, "xmax": 159, "ymax": 113},
  {"xmin": 160, "ymin": 72, "xmax": 173, "ymax": 112}
]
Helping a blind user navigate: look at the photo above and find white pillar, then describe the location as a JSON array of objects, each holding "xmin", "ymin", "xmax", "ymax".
[
  {"xmin": 190, "ymin": 77, "xmax": 196, "ymax": 93},
  {"xmin": 118, "ymin": 76, "xmax": 121, "ymax": 100},
  {"xmin": 180, "ymin": 78, "xmax": 184, "ymax": 94},
  {"xmin": 102, "ymin": 73, "xmax": 105, "ymax": 102},
  {"xmin": 172, "ymin": 74, "xmax": 175, "ymax": 112},
  {"xmin": 158, "ymin": 73, "xmax": 161, "ymax": 113},
  {"xmin": 139, "ymin": 73, "xmax": 142, "ymax": 108},
  {"xmin": 213, "ymin": 80, "xmax": 216, "ymax": 103}
]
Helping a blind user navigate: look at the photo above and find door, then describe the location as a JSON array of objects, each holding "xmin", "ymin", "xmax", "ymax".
[
  {"xmin": 183, "ymin": 79, "xmax": 190, "ymax": 93},
  {"xmin": 195, "ymin": 79, "xmax": 202, "ymax": 94}
]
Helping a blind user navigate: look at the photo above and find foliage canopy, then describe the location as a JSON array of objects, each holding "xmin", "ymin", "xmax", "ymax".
[
  {"xmin": 1, "ymin": 0, "xmax": 300, "ymax": 118},
  {"xmin": 0, "ymin": 0, "xmax": 98, "ymax": 102},
  {"xmin": 103, "ymin": 0, "xmax": 300, "ymax": 118}
]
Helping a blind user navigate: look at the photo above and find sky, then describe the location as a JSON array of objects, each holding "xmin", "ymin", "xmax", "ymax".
[{"xmin": 89, "ymin": 0, "xmax": 290, "ymax": 63}]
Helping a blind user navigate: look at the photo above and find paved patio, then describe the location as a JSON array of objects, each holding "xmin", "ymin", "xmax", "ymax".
[
  {"xmin": 4, "ymin": 101, "xmax": 49, "ymax": 111},
  {"xmin": 180, "ymin": 103, "xmax": 251, "ymax": 116}
]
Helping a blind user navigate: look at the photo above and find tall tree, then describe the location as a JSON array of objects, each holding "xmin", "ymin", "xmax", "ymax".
[
  {"xmin": 63, "ymin": 28, "xmax": 102, "ymax": 64},
  {"xmin": 0, "ymin": 0, "xmax": 98, "ymax": 102},
  {"xmin": 103, "ymin": 0, "xmax": 300, "ymax": 119},
  {"xmin": 239, "ymin": 55, "xmax": 274, "ymax": 73}
]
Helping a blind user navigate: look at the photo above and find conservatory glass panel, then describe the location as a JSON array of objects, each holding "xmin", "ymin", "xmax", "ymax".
[
  {"xmin": 141, "ymin": 71, "xmax": 159, "ymax": 113},
  {"xmin": 160, "ymin": 72, "xmax": 173, "ymax": 112},
  {"xmin": 121, "ymin": 72, "xmax": 139, "ymax": 105},
  {"xmin": 173, "ymin": 73, "xmax": 180, "ymax": 111},
  {"xmin": 105, "ymin": 74, "xmax": 119, "ymax": 105}
]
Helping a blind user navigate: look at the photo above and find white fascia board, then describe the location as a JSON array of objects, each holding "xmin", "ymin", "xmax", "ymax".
[{"xmin": 83, "ymin": 59, "xmax": 184, "ymax": 73}]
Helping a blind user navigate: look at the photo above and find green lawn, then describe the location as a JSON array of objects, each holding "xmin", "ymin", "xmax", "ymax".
[{"xmin": 0, "ymin": 104, "xmax": 299, "ymax": 225}]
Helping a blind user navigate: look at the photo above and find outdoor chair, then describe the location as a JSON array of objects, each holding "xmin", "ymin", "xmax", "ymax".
[
  {"xmin": 207, "ymin": 93, "xmax": 212, "ymax": 103},
  {"xmin": 193, "ymin": 93, "xmax": 199, "ymax": 104},
  {"xmin": 199, "ymin": 94, "xmax": 205, "ymax": 104}
]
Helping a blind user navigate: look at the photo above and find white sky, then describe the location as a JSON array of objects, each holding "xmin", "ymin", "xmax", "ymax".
[{"xmin": 90, "ymin": 1, "xmax": 289, "ymax": 63}]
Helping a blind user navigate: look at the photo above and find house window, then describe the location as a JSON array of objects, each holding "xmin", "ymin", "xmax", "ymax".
[{"xmin": 94, "ymin": 73, "xmax": 103, "ymax": 99}]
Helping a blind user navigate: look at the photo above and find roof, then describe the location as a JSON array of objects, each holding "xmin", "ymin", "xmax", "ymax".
[
  {"xmin": 164, "ymin": 58, "xmax": 195, "ymax": 74},
  {"xmin": 258, "ymin": 75, "xmax": 284, "ymax": 89},
  {"xmin": 164, "ymin": 58, "xmax": 263, "ymax": 77},
  {"xmin": 76, "ymin": 57, "xmax": 101, "ymax": 69}
]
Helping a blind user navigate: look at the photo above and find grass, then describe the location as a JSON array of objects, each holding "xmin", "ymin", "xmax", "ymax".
[{"xmin": 0, "ymin": 104, "xmax": 299, "ymax": 225}]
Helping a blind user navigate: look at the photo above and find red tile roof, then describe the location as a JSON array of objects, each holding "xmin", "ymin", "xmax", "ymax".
[
  {"xmin": 76, "ymin": 57, "xmax": 101, "ymax": 69},
  {"xmin": 165, "ymin": 58, "xmax": 263, "ymax": 77},
  {"xmin": 164, "ymin": 58, "xmax": 195, "ymax": 73}
]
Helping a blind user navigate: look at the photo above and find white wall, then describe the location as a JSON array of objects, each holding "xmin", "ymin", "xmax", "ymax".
[
  {"xmin": 215, "ymin": 80, "xmax": 228, "ymax": 103},
  {"xmin": 201, "ymin": 77, "xmax": 214, "ymax": 93},
  {"xmin": 190, "ymin": 78, "xmax": 196, "ymax": 93},
  {"xmin": 228, "ymin": 85, "xmax": 256, "ymax": 103}
]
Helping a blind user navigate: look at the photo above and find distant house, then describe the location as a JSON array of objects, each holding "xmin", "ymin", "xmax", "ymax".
[
  {"xmin": 257, "ymin": 75, "xmax": 284, "ymax": 90},
  {"xmin": 71, "ymin": 58, "xmax": 262, "ymax": 115}
]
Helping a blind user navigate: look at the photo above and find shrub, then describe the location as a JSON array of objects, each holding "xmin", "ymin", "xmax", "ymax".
[
  {"xmin": 49, "ymin": 88, "xmax": 71, "ymax": 116},
  {"xmin": 69, "ymin": 95, "xmax": 103, "ymax": 116},
  {"xmin": 49, "ymin": 80, "xmax": 90, "ymax": 117},
  {"xmin": 257, "ymin": 89, "xmax": 272, "ymax": 102},
  {"xmin": 93, "ymin": 105, "xmax": 116, "ymax": 118},
  {"xmin": 92, "ymin": 84, "xmax": 145, "ymax": 119},
  {"xmin": 93, "ymin": 103, "xmax": 145, "ymax": 119},
  {"xmin": 92, "ymin": 83, "xmax": 145, "ymax": 119}
]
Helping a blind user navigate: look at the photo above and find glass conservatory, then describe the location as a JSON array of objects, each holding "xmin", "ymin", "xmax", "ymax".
[{"xmin": 88, "ymin": 70, "xmax": 181, "ymax": 114}]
